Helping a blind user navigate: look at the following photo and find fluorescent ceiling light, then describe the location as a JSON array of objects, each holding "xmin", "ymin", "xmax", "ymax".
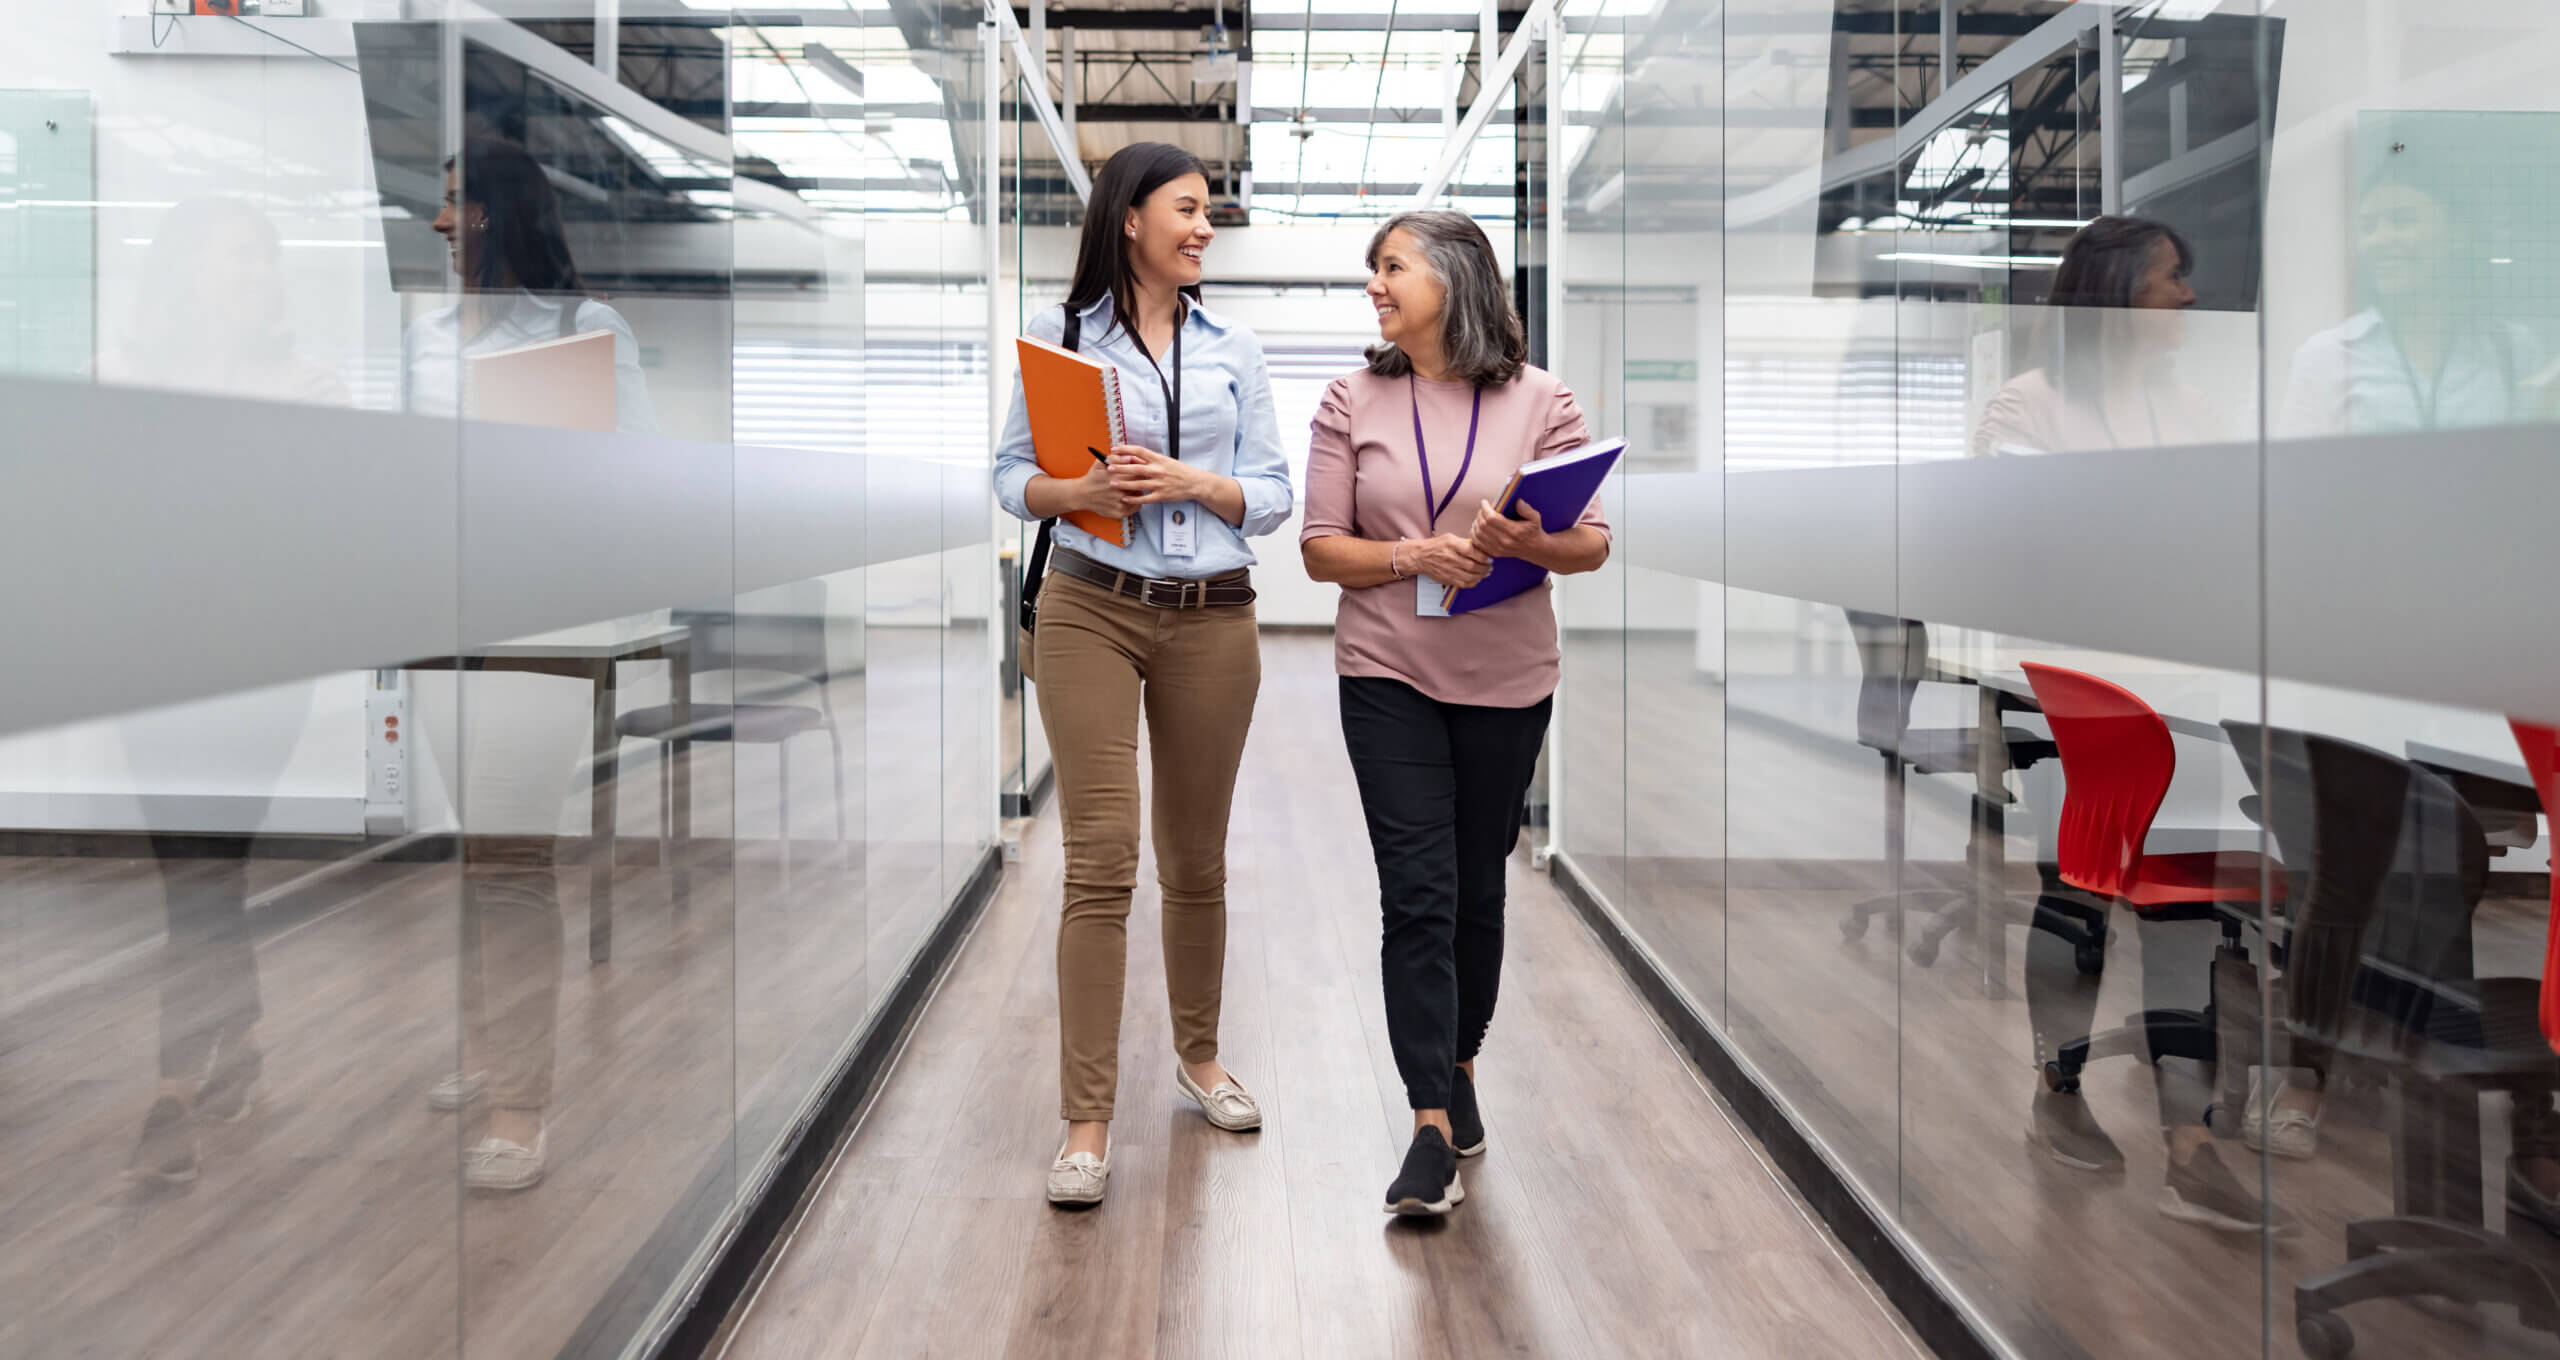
[
  {"xmin": 600, "ymin": 115, "xmax": 711, "ymax": 177},
  {"xmin": 1878, "ymin": 252, "xmax": 2062, "ymax": 269}
]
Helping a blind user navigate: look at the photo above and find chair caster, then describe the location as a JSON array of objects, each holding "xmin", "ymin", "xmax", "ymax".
[
  {"xmin": 2074, "ymin": 941, "xmax": 2106, "ymax": 975},
  {"xmin": 1908, "ymin": 937, "xmax": 1940, "ymax": 968},
  {"xmin": 2296, "ymin": 1309, "xmax": 2353, "ymax": 1359},
  {"xmin": 1840, "ymin": 915, "xmax": 1869, "ymax": 942}
]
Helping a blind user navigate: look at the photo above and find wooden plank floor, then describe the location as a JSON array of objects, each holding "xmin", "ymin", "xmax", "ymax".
[
  {"xmin": 0, "ymin": 626, "xmax": 966, "ymax": 1359},
  {"xmin": 1558, "ymin": 629, "xmax": 2560, "ymax": 1360},
  {"xmin": 720, "ymin": 634, "xmax": 1924, "ymax": 1360}
]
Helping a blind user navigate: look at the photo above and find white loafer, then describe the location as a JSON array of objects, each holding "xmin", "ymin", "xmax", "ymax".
[
  {"xmin": 464, "ymin": 1129, "xmax": 547, "ymax": 1193},
  {"xmin": 1175, "ymin": 1066, "xmax": 1263, "ymax": 1132},
  {"xmin": 1047, "ymin": 1138, "xmax": 1110, "ymax": 1206},
  {"xmin": 2240, "ymin": 1068, "xmax": 2322, "ymax": 1160}
]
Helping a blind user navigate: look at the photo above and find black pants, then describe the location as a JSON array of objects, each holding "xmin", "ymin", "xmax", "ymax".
[
  {"xmin": 148, "ymin": 835, "xmax": 263, "ymax": 1082},
  {"xmin": 2026, "ymin": 906, "xmax": 2222, "ymax": 1131},
  {"xmin": 1339, "ymin": 676, "xmax": 1551, "ymax": 1112}
]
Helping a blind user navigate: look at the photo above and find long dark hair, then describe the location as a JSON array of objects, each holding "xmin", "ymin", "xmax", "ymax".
[
  {"xmin": 2047, "ymin": 214, "xmax": 2191, "ymax": 310},
  {"xmin": 2039, "ymin": 214, "xmax": 2192, "ymax": 403},
  {"xmin": 1064, "ymin": 142, "xmax": 1206, "ymax": 342},
  {"xmin": 1361, "ymin": 210, "xmax": 1527, "ymax": 387},
  {"xmin": 446, "ymin": 135, "xmax": 587, "ymax": 296}
]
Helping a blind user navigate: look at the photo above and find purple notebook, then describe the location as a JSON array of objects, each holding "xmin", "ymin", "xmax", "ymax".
[{"xmin": 1444, "ymin": 438, "xmax": 1625, "ymax": 616}]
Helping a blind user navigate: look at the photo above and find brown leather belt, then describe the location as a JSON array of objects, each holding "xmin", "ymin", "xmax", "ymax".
[{"xmin": 1049, "ymin": 547, "xmax": 1255, "ymax": 610}]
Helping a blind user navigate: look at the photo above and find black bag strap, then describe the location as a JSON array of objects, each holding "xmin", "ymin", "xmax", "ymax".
[{"xmin": 1019, "ymin": 304, "xmax": 1080, "ymax": 631}]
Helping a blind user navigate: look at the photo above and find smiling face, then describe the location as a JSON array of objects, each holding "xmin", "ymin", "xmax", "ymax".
[
  {"xmin": 2356, "ymin": 182, "xmax": 2452, "ymax": 302},
  {"xmin": 1124, "ymin": 171, "xmax": 1214, "ymax": 293},
  {"xmin": 430, "ymin": 168, "xmax": 483, "ymax": 282},
  {"xmin": 1365, "ymin": 228, "xmax": 1446, "ymax": 356}
]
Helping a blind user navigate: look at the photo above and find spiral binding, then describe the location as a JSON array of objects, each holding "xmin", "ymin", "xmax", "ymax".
[{"xmin": 1101, "ymin": 367, "xmax": 1134, "ymax": 541}]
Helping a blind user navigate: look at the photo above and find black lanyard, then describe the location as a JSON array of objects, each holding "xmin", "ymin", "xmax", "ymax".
[
  {"xmin": 1126, "ymin": 304, "xmax": 1183, "ymax": 461},
  {"xmin": 1412, "ymin": 376, "xmax": 1481, "ymax": 530}
]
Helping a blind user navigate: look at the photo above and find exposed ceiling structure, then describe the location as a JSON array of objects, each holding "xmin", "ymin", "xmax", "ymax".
[
  {"xmin": 1567, "ymin": 0, "xmax": 2270, "ymax": 286},
  {"xmin": 480, "ymin": 0, "xmax": 2270, "ymax": 268}
]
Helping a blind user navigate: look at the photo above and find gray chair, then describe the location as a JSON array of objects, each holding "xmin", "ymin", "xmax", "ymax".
[
  {"xmin": 1836, "ymin": 610, "xmax": 2058, "ymax": 967},
  {"xmin": 617, "ymin": 606, "xmax": 848, "ymax": 878},
  {"xmin": 2226, "ymin": 723, "xmax": 2560, "ymax": 1358}
]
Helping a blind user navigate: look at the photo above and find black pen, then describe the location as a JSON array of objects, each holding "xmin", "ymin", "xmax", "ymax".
[{"xmin": 1087, "ymin": 445, "xmax": 1113, "ymax": 466}]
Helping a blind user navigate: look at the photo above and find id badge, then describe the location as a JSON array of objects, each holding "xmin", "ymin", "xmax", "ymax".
[
  {"xmin": 1163, "ymin": 502, "xmax": 1198, "ymax": 558},
  {"xmin": 1416, "ymin": 579, "xmax": 1450, "ymax": 617}
]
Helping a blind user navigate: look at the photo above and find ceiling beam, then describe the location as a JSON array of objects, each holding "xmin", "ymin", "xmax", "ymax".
[
  {"xmin": 984, "ymin": 4, "xmax": 1529, "ymax": 31},
  {"xmin": 1411, "ymin": 0, "xmax": 1552, "ymax": 207}
]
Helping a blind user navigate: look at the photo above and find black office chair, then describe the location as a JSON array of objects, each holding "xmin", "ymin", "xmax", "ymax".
[
  {"xmin": 617, "ymin": 607, "xmax": 849, "ymax": 879},
  {"xmin": 2226, "ymin": 724, "xmax": 2560, "ymax": 1358},
  {"xmin": 1835, "ymin": 610, "xmax": 2059, "ymax": 967}
]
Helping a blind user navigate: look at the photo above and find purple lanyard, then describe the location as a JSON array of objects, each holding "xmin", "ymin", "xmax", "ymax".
[{"xmin": 1411, "ymin": 376, "xmax": 1482, "ymax": 531}]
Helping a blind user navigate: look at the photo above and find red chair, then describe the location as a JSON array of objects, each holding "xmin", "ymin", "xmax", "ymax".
[
  {"xmin": 2513, "ymin": 720, "xmax": 2560, "ymax": 1056},
  {"xmin": 2022, "ymin": 662, "xmax": 2285, "ymax": 1094}
]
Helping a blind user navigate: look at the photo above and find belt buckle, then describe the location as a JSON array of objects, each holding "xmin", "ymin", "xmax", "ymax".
[{"xmin": 1140, "ymin": 577, "xmax": 1184, "ymax": 608}]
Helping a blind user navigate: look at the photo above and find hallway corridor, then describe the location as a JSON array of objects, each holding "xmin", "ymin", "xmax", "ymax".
[{"xmin": 718, "ymin": 636, "xmax": 1921, "ymax": 1359}]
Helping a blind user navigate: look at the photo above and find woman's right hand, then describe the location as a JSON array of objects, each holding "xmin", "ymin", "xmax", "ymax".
[
  {"xmin": 1069, "ymin": 461, "xmax": 1138, "ymax": 519},
  {"xmin": 1406, "ymin": 533, "xmax": 1492, "ymax": 589}
]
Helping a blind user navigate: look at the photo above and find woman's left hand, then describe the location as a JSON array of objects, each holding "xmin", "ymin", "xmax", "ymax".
[
  {"xmin": 1106, "ymin": 445, "xmax": 1213, "ymax": 505},
  {"xmin": 1468, "ymin": 498, "xmax": 1549, "ymax": 562}
]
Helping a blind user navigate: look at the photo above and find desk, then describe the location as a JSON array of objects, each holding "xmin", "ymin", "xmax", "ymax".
[
  {"xmin": 1919, "ymin": 645, "xmax": 2534, "ymax": 996},
  {"xmin": 1940, "ymin": 648, "xmax": 2555, "ymax": 1231},
  {"xmin": 406, "ymin": 622, "xmax": 691, "ymax": 964}
]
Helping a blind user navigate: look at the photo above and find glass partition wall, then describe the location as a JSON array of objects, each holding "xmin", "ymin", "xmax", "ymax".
[
  {"xmin": 0, "ymin": 6, "xmax": 993, "ymax": 1356},
  {"xmin": 1530, "ymin": 2, "xmax": 2560, "ymax": 1357},
  {"xmin": 1000, "ymin": 48, "xmax": 1077, "ymax": 823}
]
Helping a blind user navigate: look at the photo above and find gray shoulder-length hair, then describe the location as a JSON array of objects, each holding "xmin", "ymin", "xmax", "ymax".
[{"xmin": 1362, "ymin": 210, "xmax": 1527, "ymax": 387}]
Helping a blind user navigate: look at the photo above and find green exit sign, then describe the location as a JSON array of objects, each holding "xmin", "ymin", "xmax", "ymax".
[{"xmin": 1624, "ymin": 360, "xmax": 1697, "ymax": 381}]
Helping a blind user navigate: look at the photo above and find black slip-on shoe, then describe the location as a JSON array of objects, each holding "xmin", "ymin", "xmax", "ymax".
[
  {"xmin": 1447, "ymin": 1069, "xmax": 1486, "ymax": 1158},
  {"xmin": 1384, "ymin": 1126, "xmax": 1464, "ymax": 1217}
]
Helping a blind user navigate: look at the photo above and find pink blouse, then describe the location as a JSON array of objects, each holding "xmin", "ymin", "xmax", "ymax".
[{"xmin": 1299, "ymin": 365, "xmax": 1608, "ymax": 709}]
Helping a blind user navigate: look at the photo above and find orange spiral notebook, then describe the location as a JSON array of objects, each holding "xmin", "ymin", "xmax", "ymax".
[{"xmin": 1016, "ymin": 336, "xmax": 1133, "ymax": 546}]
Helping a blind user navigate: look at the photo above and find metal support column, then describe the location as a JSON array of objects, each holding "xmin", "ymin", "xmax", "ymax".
[
  {"xmin": 1939, "ymin": 0, "xmax": 1957, "ymax": 99},
  {"xmin": 595, "ymin": 0, "xmax": 620, "ymax": 78},
  {"xmin": 2098, "ymin": 3, "xmax": 2123, "ymax": 213}
]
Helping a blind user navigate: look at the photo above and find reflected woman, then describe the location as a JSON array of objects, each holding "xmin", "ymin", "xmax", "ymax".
[
  {"xmin": 2279, "ymin": 167, "xmax": 2552, "ymax": 435},
  {"xmin": 106, "ymin": 199, "xmax": 346, "ymax": 1188},
  {"xmin": 1973, "ymin": 215, "xmax": 2209, "ymax": 456},
  {"xmin": 993, "ymin": 142, "xmax": 1295, "ymax": 1206},
  {"xmin": 409, "ymin": 134, "xmax": 657, "ymax": 435},
  {"xmin": 404, "ymin": 134, "xmax": 656, "ymax": 1194},
  {"xmin": 1301, "ymin": 211, "xmax": 1610, "ymax": 1216}
]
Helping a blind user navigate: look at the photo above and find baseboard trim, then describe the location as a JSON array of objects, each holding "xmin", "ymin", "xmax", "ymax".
[
  {"xmin": 1546, "ymin": 850, "xmax": 2008, "ymax": 1360},
  {"xmin": 564, "ymin": 842, "xmax": 1003, "ymax": 1360},
  {"xmin": 1001, "ymin": 758, "xmax": 1055, "ymax": 820}
]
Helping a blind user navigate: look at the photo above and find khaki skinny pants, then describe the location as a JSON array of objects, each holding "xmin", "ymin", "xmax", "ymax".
[{"xmin": 1032, "ymin": 571, "xmax": 1259, "ymax": 1122}]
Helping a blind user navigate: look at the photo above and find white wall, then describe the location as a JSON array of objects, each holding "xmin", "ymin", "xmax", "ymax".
[{"xmin": 0, "ymin": 4, "xmax": 393, "ymax": 830}]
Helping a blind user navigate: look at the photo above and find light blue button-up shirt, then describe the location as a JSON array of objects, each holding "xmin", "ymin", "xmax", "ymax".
[{"xmin": 995, "ymin": 293, "xmax": 1294, "ymax": 580}]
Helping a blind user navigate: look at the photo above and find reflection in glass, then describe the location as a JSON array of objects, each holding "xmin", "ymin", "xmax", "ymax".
[
  {"xmin": 1974, "ymin": 215, "xmax": 2213, "ymax": 456},
  {"xmin": 2281, "ymin": 129, "xmax": 2559, "ymax": 436},
  {"xmin": 100, "ymin": 198, "xmax": 349, "ymax": 407},
  {"xmin": 411, "ymin": 136, "xmax": 659, "ymax": 434}
]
